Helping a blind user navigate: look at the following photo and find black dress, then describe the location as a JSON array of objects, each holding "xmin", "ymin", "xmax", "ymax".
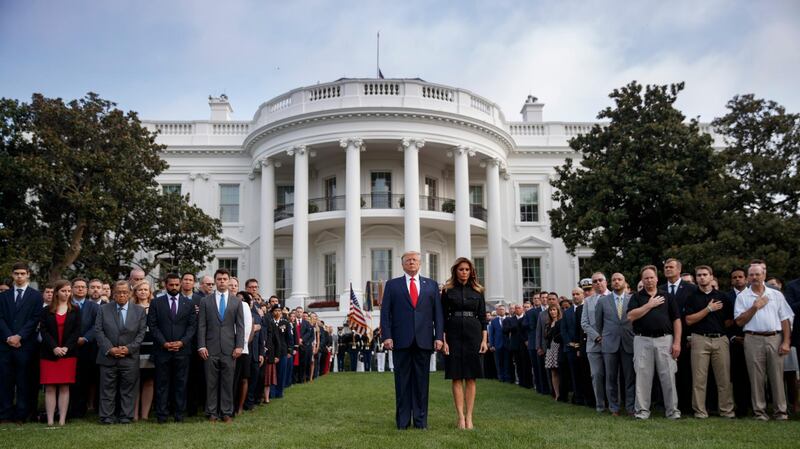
[{"xmin": 442, "ymin": 283, "xmax": 487, "ymax": 380}]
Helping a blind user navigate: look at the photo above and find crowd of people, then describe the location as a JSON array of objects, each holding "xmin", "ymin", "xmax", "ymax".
[
  {"xmin": 0, "ymin": 263, "xmax": 343, "ymax": 426},
  {"xmin": 486, "ymin": 259, "xmax": 799, "ymax": 421},
  {"xmin": 1, "ymin": 256, "xmax": 798, "ymax": 428}
]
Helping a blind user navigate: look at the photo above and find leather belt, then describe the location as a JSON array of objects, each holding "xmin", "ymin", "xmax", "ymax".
[
  {"xmin": 745, "ymin": 331, "xmax": 779, "ymax": 337},
  {"xmin": 449, "ymin": 311, "xmax": 475, "ymax": 318},
  {"xmin": 635, "ymin": 333, "xmax": 668, "ymax": 338},
  {"xmin": 694, "ymin": 333, "xmax": 725, "ymax": 338}
]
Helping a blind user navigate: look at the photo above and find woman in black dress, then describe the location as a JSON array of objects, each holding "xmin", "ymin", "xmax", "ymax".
[{"xmin": 441, "ymin": 257, "xmax": 488, "ymax": 430}]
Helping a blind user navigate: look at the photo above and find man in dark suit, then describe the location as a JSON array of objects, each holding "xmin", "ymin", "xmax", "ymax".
[
  {"xmin": 380, "ymin": 251, "xmax": 444, "ymax": 430},
  {"xmin": 95, "ymin": 281, "xmax": 147, "ymax": 424},
  {"xmin": 726, "ymin": 267, "xmax": 750, "ymax": 417},
  {"xmin": 504, "ymin": 304, "xmax": 532, "ymax": 388},
  {"xmin": 297, "ymin": 308, "xmax": 315, "ymax": 382},
  {"xmin": 197, "ymin": 268, "xmax": 244, "ymax": 422},
  {"xmin": 149, "ymin": 272, "xmax": 196, "ymax": 423},
  {"xmin": 489, "ymin": 305, "xmax": 510, "ymax": 382},
  {"xmin": 595, "ymin": 273, "xmax": 635, "ymax": 416},
  {"xmin": 69, "ymin": 278, "xmax": 100, "ymax": 418},
  {"xmin": 523, "ymin": 300, "xmax": 544, "ymax": 391},
  {"xmin": 0, "ymin": 262, "xmax": 43, "ymax": 422},
  {"xmin": 184, "ymin": 272, "xmax": 207, "ymax": 417},
  {"xmin": 536, "ymin": 294, "xmax": 558, "ymax": 396},
  {"xmin": 660, "ymin": 258, "xmax": 698, "ymax": 414},
  {"xmin": 561, "ymin": 293, "xmax": 583, "ymax": 404}
]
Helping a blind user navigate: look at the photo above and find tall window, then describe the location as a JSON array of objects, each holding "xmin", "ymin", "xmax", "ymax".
[
  {"xmin": 276, "ymin": 258, "xmax": 292, "ymax": 301},
  {"xmin": 371, "ymin": 249, "xmax": 392, "ymax": 282},
  {"xmin": 519, "ymin": 185, "xmax": 539, "ymax": 222},
  {"xmin": 424, "ymin": 177, "xmax": 437, "ymax": 210},
  {"xmin": 473, "ymin": 257, "xmax": 485, "ymax": 286},
  {"xmin": 371, "ymin": 172, "xmax": 392, "ymax": 208},
  {"xmin": 218, "ymin": 258, "xmax": 238, "ymax": 278},
  {"xmin": 324, "ymin": 253, "xmax": 336, "ymax": 299},
  {"xmin": 521, "ymin": 257, "xmax": 541, "ymax": 299},
  {"xmin": 162, "ymin": 184, "xmax": 181, "ymax": 196},
  {"xmin": 427, "ymin": 252, "xmax": 439, "ymax": 283},
  {"xmin": 219, "ymin": 184, "xmax": 240, "ymax": 222},
  {"xmin": 324, "ymin": 177, "xmax": 337, "ymax": 211},
  {"xmin": 469, "ymin": 185, "xmax": 484, "ymax": 207},
  {"xmin": 277, "ymin": 185, "xmax": 294, "ymax": 206},
  {"xmin": 578, "ymin": 257, "xmax": 593, "ymax": 280}
]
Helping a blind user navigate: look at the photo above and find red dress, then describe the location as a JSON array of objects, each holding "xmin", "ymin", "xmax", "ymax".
[{"xmin": 40, "ymin": 312, "xmax": 78, "ymax": 384}]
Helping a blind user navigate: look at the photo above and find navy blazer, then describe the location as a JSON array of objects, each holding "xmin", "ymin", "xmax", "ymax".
[
  {"xmin": 299, "ymin": 319, "xmax": 315, "ymax": 348},
  {"xmin": 660, "ymin": 280, "xmax": 697, "ymax": 315},
  {"xmin": 379, "ymin": 274, "xmax": 443, "ymax": 351},
  {"xmin": 523, "ymin": 308, "xmax": 540, "ymax": 349},
  {"xmin": 560, "ymin": 306, "xmax": 579, "ymax": 353},
  {"xmin": 148, "ymin": 293, "xmax": 197, "ymax": 358},
  {"xmin": 40, "ymin": 307, "xmax": 81, "ymax": 360},
  {"xmin": 73, "ymin": 298, "xmax": 99, "ymax": 343},
  {"xmin": 502, "ymin": 314, "xmax": 525, "ymax": 351},
  {"xmin": 488, "ymin": 316, "xmax": 506, "ymax": 350},
  {"xmin": 0, "ymin": 286, "xmax": 43, "ymax": 352}
]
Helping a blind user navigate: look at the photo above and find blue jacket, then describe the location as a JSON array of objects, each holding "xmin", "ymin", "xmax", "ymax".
[
  {"xmin": 379, "ymin": 274, "xmax": 443, "ymax": 351},
  {"xmin": 488, "ymin": 316, "xmax": 506, "ymax": 350},
  {"xmin": 0, "ymin": 286, "xmax": 43, "ymax": 352},
  {"xmin": 560, "ymin": 306, "xmax": 578, "ymax": 353}
]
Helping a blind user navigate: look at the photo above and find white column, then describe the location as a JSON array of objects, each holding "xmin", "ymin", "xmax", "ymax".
[
  {"xmin": 341, "ymin": 137, "xmax": 363, "ymax": 311},
  {"xmin": 402, "ymin": 138, "xmax": 424, "ymax": 252},
  {"xmin": 454, "ymin": 146, "xmax": 472, "ymax": 259},
  {"xmin": 288, "ymin": 145, "xmax": 308, "ymax": 309},
  {"xmin": 486, "ymin": 158, "xmax": 504, "ymax": 302},
  {"xmin": 259, "ymin": 158, "xmax": 276, "ymax": 296}
]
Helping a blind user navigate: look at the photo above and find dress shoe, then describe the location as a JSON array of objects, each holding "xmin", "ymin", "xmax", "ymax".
[
  {"xmin": 222, "ymin": 416, "xmax": 232, "ymax": 423},
  {"xmin": 611, "ymin": 412, "xmax": 620, "ymax": 417},
  {"xmin": 208, "ymin": 416, "xmax": 218, "ymax": 423}
]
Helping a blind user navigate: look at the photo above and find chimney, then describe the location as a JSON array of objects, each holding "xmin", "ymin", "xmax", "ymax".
[
  {"xmin": 520, "ymin": 94, "xmax": 544, "ymax": 122},
  {"xmin": 209, "ymin": 94, "xmax": 233, "ymax": 121}
]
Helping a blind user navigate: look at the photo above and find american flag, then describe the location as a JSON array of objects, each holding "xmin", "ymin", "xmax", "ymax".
[{"xmin": 348, "ymin": 283, "xmax": 368, "ymax": 334}]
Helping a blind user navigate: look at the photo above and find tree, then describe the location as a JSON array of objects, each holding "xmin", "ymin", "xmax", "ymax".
[
  {"xmin": 712, "ymin": 95, "xmax": 800, "ymax": 280},
  {"xmin": 549, "ymin": 81, "xmax": 735, "ymax": 282},
  {"xmin": 0, "ymin": 93, "xmax": 222, "ymax": 283}
]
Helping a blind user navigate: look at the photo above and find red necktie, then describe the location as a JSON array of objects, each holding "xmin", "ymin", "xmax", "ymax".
[{"xmin": 410, "ymin": 277, "xmax": 418, "ymax": 308}]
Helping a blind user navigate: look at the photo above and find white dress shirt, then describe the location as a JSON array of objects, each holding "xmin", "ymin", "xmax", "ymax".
[
  {"xmin": 404, "ymin": 273, "xmax": 420, "ymax": 295},
  {"xmin": 240, "ymin": 305, "xmax": 252, "ymax": 355},
  {"xmin": 734, "ymin": 286, "xmax": 794, "ymax": 332}
]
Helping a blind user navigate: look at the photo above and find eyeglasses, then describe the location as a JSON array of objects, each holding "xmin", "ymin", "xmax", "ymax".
[{"xmin": 591, "ymin": 279, "xmax": 603, "ymax": 284}]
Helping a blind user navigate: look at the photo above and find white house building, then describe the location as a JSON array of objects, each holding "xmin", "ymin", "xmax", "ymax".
[{"xmin": 145, "ymin": 78, "xmax": 722, "ymax": 324}]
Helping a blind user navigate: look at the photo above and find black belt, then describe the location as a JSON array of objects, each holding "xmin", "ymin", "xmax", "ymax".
[
  {"xmin": 693, "ymin": 333, "xmax": 725, "ymax": 338},
  {"xmin": 635, "ymin": 333, "xmax": 668, "ymax": 338},
  {"xmin": 745, "ymin": 331, "xmax": 780, "ymax": 337},
  {"xmin": 449, "ymin": 311, "xmax": 475, "ymax": 318}
]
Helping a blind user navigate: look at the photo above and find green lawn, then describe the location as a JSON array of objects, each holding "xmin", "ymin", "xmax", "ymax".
[{"xmin": 3, "ymin": 372, "xmax": 798, "ymax": 449}]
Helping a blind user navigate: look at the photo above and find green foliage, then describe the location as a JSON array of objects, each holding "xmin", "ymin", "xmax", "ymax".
[
  {"xmin": 549, "ymin": 83, "xmax": 800, "ymax": 285},
  {"xmin": 0, "ymin": 93, "xmax": 222, "ymax": 283}
]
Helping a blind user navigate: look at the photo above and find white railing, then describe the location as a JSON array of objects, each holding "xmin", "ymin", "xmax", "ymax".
[
  {"xmin": 509, "ymin": 123, "xmax": 546, "ymax": 135},
  {"xmin": 470, "ymin": 96, "xmax": 491, "ymax": 114},
  {"xmin": 267, "ymin": 95, "xmax": 292, "ymax": 113},
  {"xmin": 309, "ymin": 84, "xmax": 341, "ymax": 101},
  {"xmin": 421, "ymin": 85, "xmax": 454, "ymax": 102},
  {"xmin": 363, "ymin": 82, "xmax": 400, "ymax": 96},
  {"xmin": 212, "ymin": 122, "xmax": 249, "ymax": 135},
  {"xmin": 155, "ymin": 123, "xmax": 194, "ymax": 135},
  {"xmin": 564, "ymin": 124, "xmax": 594, "ymax": 136}
]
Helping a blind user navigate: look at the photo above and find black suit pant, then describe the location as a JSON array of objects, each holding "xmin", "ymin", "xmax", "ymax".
[
  {"xmin": 154, "ymin": 354, "xmax": 190, "ymax": 420},
  {"xmin": 392, "ymin": 343, "xmax": 432, "ymax": 429}
]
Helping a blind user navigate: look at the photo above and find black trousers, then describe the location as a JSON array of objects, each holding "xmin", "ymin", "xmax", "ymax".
[
  {"xmin": 69, "ymin": 345, "xmax": 98, "ymax": 418},
  {"xmin": 186, "ymin": 352, "xmax": 206, "ymax": 416},
  {"xmin": 154, "ymin": 354, "xmax": 190, "ymax": 421},
  {"xmin": 0, "ymin": 348, "xmax": 34, "ymax": 421},
  {"xmin": 392, "ymin": 344, "xmax": 432, "ymax": 429},
  {"xmin": 730, "ymin": 338, "xmax": 751, "ymax": 417},
  {"xmin": 512, "ymin": 347, "xmax": 532, "ymax": 388}
]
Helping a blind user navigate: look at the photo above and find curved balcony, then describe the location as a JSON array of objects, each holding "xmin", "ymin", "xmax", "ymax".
[{"xmin": 274, "ymin": 195, "xmax": 486, "ymax": 221}]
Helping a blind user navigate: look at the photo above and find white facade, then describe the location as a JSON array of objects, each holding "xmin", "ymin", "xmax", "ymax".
[{"xmin": 145, "ymin": 79, "xmax": 723, "ymax": 324}]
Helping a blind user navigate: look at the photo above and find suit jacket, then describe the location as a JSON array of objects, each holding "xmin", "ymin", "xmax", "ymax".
[
  {"xmin": 503, "ymin": 314, "xmax": 525, "ymax": 351},
  {"xmin": 39, "ymin": 307, "xmax": 81, "ymax": 360},
  {"xmin": 595, "ymin": 292, "xmax": 634, "ymax": 354},
  {"xmin": 581, "ymin": 294, "xmax": 602, "ymax": 353},
  {"xmin": 379, "ymin": 274, "xmax": 443, "ymax": 351},
  {"xmin": 95, "ymin": 300, "xmax": 147, "ymax": 366},
  {"xmin": 575, "ymin": 304, "xmax": 587, "ymax": 352},
  {"xmin": 659, "ymin": 280, "xmax": 697, "ymax": 315},
  {"xmin": 0, "ymin": 286, "xmax": 43, "ymax": 352},
  {"xmin": 73, "ymin": 298, "xmax": 99, "ymax": 344},
  {"xmin": 488, "ymin": 316, "xmax": 506, "ymax": 350},
  {"xmin": 298, "ymin": 319, "xmax": 315, "ymax": 348},
  {"xmin": 523, "ymin": 308, "xmax": 540, "ymax": 349},
  {"xmin": 535, "ymin": 309, "xmax": 549, "ymax": 352},
  {"xmin": 784, "ymin": 279, "xmax": 800, "ymax": 348},
  {"xmin": 148, "ymin": 293, "xmax": 197, "ymax": 358},
  {"xmin": 560, "ymin": 306, "xmax": 579, "ymax": 353},
  {"xmin": 197, "ymin": 292, "xmax": 244, "ymax": 357}
]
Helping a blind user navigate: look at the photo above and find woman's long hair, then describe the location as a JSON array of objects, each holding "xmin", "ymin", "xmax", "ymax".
[
  {"xmin": 443, "ymin": 257, "xmax": 484, "ymax": 294},
  {"xmin": 48, "ymin": 279, "xmax": 75, "ymax": 314}
]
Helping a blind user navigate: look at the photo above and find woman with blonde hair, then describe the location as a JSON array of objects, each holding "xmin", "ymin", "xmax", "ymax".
[
  {"xmin": 132, "ymin": 279, "xmax": 155, "ymax": 421},
  {"xmin": 441, "ymin": 257, "xmax": 488, "ymax": 429},
  {"xmin": 544, "ymin": 304, "xmax": 563, "ymax": 401}
]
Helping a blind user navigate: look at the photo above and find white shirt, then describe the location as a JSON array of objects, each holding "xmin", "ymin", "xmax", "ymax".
[
  {"xmin": 734, "ymin": 286, "xmax": 794, "ymax": 332},
  {"xmin": 214, "ymin": 290, "xmax": 228, "ymax": 312},
  {"xmin": 240, "ymin": 306, "xmax": 253, "ymax": 354},
  {"xmin": 667, "ymin": 280, "xmax": 682, "ymax": 295},
  {"xmin": 13, "ymin": 284, "xmax": 28, "ymax": 301},
  {"xmin": 404, "ymin": 273, "xmax": 420, "ymax": 295}
]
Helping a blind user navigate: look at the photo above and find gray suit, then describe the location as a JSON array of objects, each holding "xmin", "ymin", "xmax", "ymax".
[
  {"xmin": 197, "ymin": 292, "xmax": 244, "ymax": 419},
  {"xmin": 595, "ymin": 292, "xmax": 635, "ymax": 413},
  {"xmin": 95, "ymin": 300, "xmax": 147, "ymax": 423},
  {"xmin": 581, "ymin": 293, "xmax": 606, "ymax": 411}
]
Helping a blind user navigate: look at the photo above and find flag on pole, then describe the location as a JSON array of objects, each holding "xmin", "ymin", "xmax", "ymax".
[{"xmin": 348, "ymin": 283, "xmax": 368, "ymax": 334}]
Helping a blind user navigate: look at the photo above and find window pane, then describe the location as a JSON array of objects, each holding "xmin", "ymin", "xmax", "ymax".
[
  {"xmin": 371, "ymin": 172, "xmax": 392, "ymax": 208},
  {"xmin": 469, "ymin": 185, "xmax": 483, "ymax": 206},
  {"xmin": 220, "ymin": 184, "xmax": 240, "ymax": 222},
  {"xmin": 519, "ymin": 185, "xmax": 539, "ymax": 222},
  {"xmin": 521, "ymin": 257, "xmax": 541, "ymax": 299},
  {"xmin": 277, "ymin": 186, "xmax": 294, "ymax": 206},
  {"xmin": 324, "ymin": 253, "xmax": 336, "ymax": 298},
  {"xmin": 276, "ymin": 258, "xmax": 292, "ymax": 301},
  {"xmin": 371, "ymin": 249, "xmax": 392, "ymax": 281},
  {"xmin": 162, "ymin": 184, "xmax": 181, "ymax": 195},
  {"xmin": 218, "ymin": 258, "xmax": 238, "ymax": 278},
  {"xmin": 427, "ymin": 253, "xmax": 438, "ymax": 283},
  {"xmin": 473, "ymin": 257, "xmax": 485, "ymax": 286}
]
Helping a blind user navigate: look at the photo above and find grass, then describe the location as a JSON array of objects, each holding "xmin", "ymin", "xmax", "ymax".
[{"xmin": 2, "ymin": 372, "xmax": 799, "ymax": 449}]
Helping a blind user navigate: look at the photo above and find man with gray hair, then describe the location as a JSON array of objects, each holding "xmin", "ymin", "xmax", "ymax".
[
  {"xmin": 128, "ymin": 268, "xmax": 146, "ymax": 288},
  {"xmin": 734, "ymin": 263, "xmax": 794, "ymax": 420},
  {"xmin": 581, "ymin": 272, "xmax": 610, "ymax": 412}
]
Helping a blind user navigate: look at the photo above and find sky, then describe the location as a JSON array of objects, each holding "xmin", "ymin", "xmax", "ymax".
[{"xmin": 1, "ymin": 0, "xmax": 799, "ymax": 123}]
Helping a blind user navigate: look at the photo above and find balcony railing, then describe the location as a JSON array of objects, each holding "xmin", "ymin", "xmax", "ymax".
[
  {"xmin": 309, "ymin": 195, "xmax": 345, "ymax": 213},
  {"xmin": 360, "ymin": 193, "xmax": 404, "ymax": 209},
  {"xmin": 305, "ymin": 295, "xmax": 340, "ymax": 311},
  {"xmin": 470, "ymin": 204, "xmax": 487, "ymax": 221},
  {"xmin": 274, "ymin": 195, "xmax": 488, "ymax": 221},
  {"xmin": 275, "ymin": 204, "xmax": 293, "ymax": 221}
]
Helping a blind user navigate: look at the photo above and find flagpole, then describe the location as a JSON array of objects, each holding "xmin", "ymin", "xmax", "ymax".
[{"xmin": 376, "ymin": 31, "xmax": 380, "ymax": 78}]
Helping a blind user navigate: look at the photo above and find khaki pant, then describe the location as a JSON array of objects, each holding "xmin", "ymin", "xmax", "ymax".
[
  {"xmin": 633, "ymin": 335, "xmax": 679, "ymax": 419},
  {"xmin": 743, "ymin": 333, "xmax": 787, "ymax": 419},
  {"xmin": 690, "ymin": 334, "xmax": 734, "ymax": 417}
]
